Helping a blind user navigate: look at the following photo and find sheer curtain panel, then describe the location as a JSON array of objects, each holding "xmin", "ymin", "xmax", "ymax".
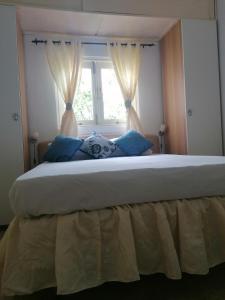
[
  {"xmin": 46, "ymin": 41, "xmax": 81, "ymax": 136},
  {"xmin": 109, "ymin": 43, "xmax": 144, "ymax": 134}
]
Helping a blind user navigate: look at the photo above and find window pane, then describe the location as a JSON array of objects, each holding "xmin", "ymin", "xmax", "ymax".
[
  {"xmin": 74, "ymin": 68, "xmax": 94, "ymax": 121},
  {"xmin": 101, "ymin": 68, "xmax": 126, "ymax": 121}
]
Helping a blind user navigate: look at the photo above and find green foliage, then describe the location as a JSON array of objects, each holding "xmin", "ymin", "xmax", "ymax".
[{"xmin": 74, "ymin": 90, "xmax": 93, "ymax": 121}]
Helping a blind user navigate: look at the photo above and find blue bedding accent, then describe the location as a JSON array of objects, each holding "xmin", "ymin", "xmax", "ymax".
[
  {"xmin": 72, "ymin": 150, "xmax": 92, "ymax": 161},
  {"xmin": 115, "ymin": 130, "xmax": 153, "ymax": 156},
  {"xmin": 43, "ymin": 135, "xmax": 83, "ymax": 162}
]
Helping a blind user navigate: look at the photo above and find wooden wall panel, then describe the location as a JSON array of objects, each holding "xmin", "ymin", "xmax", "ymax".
[{"xmin": 160, "ymin": 21, "xmax": 187, "ymax": 154}]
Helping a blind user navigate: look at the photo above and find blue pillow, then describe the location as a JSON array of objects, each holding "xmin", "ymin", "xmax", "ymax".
[
  {"xmin": 80, "ymin": 133, "xmax": 117, "ymax": 159},
  {"xmin": 109, "ymin": 138, "xmax": 126, "ymax": 158},
  {"xmin": 71, "ymin": 150, "xmax": 92, "ymax": 161},
  {"xmin": 115, "ymin": 130, "xmax": 153, "ymax": 156},
  {"xmin": 43, "ymin": 135, "xmax": 83, "ymax": 162},
  {"xmin": 109, "ymin": 144, "xmax": 126, "ymax": 158}
]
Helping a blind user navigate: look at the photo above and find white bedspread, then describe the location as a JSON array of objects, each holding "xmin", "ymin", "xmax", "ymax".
[{"xmin": 9, "ymin": 155, "xmax": 225, "ymax": 217}]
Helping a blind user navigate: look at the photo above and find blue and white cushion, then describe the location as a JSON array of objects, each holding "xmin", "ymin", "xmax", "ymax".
[{"xmin": 80, "ymin": 133, "xmax": 117, "ymax": 159}]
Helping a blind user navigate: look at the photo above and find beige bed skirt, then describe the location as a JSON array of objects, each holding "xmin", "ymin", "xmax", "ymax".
[{"xmin": 1, "ymin": 196, "xmax": 225, "ymax": 296}]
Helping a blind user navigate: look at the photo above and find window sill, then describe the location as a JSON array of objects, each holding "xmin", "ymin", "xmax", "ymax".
[{"xmin": 78, "ymin": 123, "xmax": 126, "ymax": 137}]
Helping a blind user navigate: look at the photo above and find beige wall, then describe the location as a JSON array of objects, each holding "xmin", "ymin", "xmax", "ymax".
[{"xmin": 0, "ymin": 0, "xmax": 215, "ymax": 19}]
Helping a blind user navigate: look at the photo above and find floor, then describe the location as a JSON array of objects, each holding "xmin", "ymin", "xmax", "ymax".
[
  {"xmin": 0, "ymin": 264, "xmax": 224, "ymax": 300},
  {"xmin": 0, "ymin": 231, "xmax": 4, "ymax": 240},
  {"xmin": 1, "ymin": 230, "xmax": 225, "ymax": 300}
]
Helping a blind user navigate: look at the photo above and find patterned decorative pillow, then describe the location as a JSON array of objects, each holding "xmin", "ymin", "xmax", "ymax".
[{"xmin": 80, "ymin": 133, "xmax": 117, "ymax": 159}]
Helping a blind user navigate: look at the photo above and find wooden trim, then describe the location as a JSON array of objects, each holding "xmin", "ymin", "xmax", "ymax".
[{"xmin": 160, "ymin": 21, "xmax": 187, "ymax": 154}]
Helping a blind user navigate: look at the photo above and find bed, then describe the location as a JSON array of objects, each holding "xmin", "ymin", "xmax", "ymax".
[{"xmin": 1, "ymin": 135, "xmax": 225, "ymax": 296}]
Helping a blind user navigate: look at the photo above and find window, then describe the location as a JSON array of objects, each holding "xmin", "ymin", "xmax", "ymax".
[{"xmin": 74, "ymin": 60, "xmax": 126, "ymax": 125}]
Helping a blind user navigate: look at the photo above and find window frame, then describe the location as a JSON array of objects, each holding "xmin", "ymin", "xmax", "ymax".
[{"xmin": 74, "ymin": 58, "xmax": 126, "ymax": 126}]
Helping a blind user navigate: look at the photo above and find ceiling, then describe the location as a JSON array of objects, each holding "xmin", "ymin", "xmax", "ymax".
[{"xmin": 18, "ymin": 6, "xmax": 178, "ymax": 40}]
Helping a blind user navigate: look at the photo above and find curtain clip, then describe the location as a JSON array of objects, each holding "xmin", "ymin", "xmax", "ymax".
[
  {"xmin": 66, "ymin": 102, "xmax": 73, "ymax": 111},
  {"xmin": 125, "ymin": 99, "xmax": 132, "ymax": 109}
]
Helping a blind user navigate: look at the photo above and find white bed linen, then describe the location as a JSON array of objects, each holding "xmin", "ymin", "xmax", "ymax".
[{"xmin": 10, "ymin": 155, "xmax": 225, "ymax": 217}]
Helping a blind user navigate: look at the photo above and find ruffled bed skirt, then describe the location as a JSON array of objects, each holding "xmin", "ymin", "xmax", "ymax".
[{"xmin": 1, "ymin": 197, "xmax": 225, "ymax": 296}]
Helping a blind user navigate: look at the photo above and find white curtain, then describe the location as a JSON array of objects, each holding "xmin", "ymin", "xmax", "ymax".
[
  {"xmin": 46, "ymin": 41, "xmax": 81, "ymax": 136},
  {"xmin": 109, "ymin": 43, "xmax": 144, "ymax": 134}
]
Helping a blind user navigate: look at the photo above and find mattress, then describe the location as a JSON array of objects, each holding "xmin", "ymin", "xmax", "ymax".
[{"xmin": 9, "ymin": 154, "xmax": 225, "ymax": 217}]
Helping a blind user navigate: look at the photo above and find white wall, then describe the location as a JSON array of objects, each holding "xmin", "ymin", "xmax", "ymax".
[
  {"xmin": 83, "ymin": 0, "xmax": 215, "ymax": 19},
  {"xmin": 181, "ymin": 19, "xmax": 222, "ymax": 155},
  {"xmin": 0, "ymin": 5, "xmax": 24, "ymax": 224},
  {"xmin": 139, "ymin": 44, "xmax": 163, "ymax": 134},
  {"xmin": 217, "ymin": 0, "xmax": 225, "ymax": 153},
  {"xmin": 24, "ymin": 33, "xmax": 163, "ymax": 142},
  {"xmin": 0, "ymin": 0, "xmax": 215, "ymax": 19}
]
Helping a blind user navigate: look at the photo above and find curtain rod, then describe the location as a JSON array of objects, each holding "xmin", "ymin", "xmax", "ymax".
[{"xmin": 31, "ymin": 38, "xmax": 155, "ymax": 47}]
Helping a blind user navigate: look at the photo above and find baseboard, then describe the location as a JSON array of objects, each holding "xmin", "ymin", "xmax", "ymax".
[{"xmin": 0, "ymin": 225, "xmax": 8, "ymax": 231}]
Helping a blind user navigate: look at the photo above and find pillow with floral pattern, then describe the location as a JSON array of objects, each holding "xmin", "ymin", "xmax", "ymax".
[{"xmin": 80, "ymin": 133, "xmax": 117, "ymax": 159}]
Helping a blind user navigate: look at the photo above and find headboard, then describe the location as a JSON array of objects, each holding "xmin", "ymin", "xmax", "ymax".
[{"xmin": 37, "ymin": 134, "xmax": 160, "ymax": 163}]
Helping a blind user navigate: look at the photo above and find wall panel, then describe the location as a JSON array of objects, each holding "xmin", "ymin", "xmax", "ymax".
[
  {"xmin": 0, "ymin": 0, "xmax": 215, "ymax": 19},
  {"xmin": 160, "ymin": 22, "xmax": 187, "ymax": 154},
  {"xmin": 84, "ymin": 0, "xmax": 215, "ymax": 19}
]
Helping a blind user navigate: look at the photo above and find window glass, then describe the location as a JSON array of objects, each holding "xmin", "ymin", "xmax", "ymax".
[
  {"xmin": 74, "ymin": 67, "xmax": 94, "ymax": 122},
  {"xmin": 71, "ymin": 60, "xmax": 128, "ymax": 126},
  {"xmin": 101, "ymin": 68, "xmax": 126, "ymax": 122}
]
